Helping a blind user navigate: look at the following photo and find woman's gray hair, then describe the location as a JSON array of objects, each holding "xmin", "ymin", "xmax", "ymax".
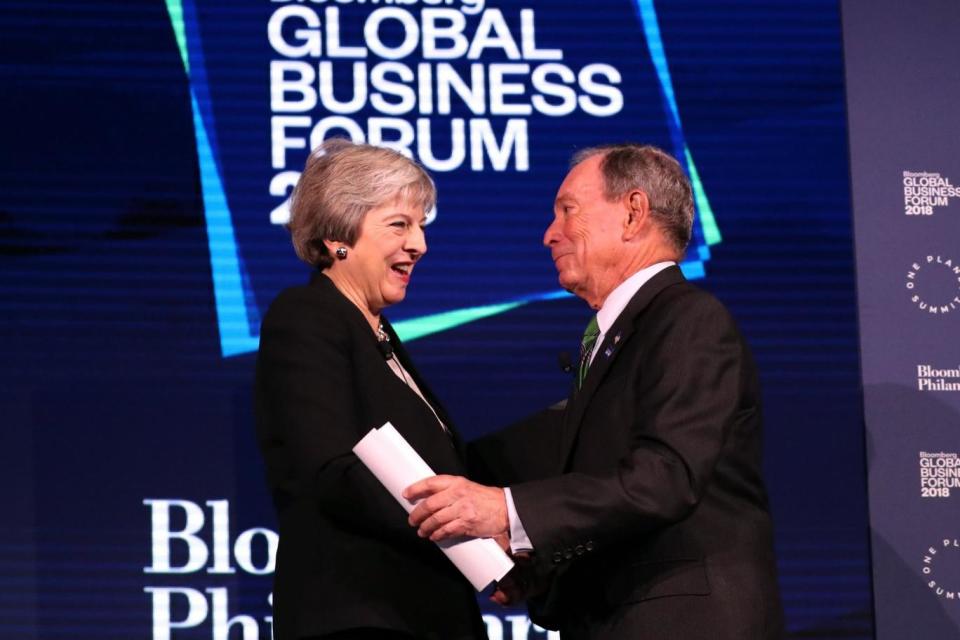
[
  {"xmin": 572, "ymin": 144, "xmax": 695, "ymax": 255},
  {"xmin": 288, "ymin": 139, "xmax": 436, "ymax": 269}
]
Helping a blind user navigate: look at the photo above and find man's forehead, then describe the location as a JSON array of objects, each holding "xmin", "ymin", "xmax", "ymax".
[
  {"xmin": 569, "ymin": 154, "xmax": 603, "ymax": 179},
  {"xmin": 556, "ymin": 157, "xmax": 603, "ymax": 199}
]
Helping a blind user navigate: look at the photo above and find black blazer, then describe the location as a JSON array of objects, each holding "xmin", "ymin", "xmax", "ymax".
[
  {"xmin": 255, "ymin": 273, "xmax": 487, "ymax": 640},
  {"xmin": 510, "ymin": 266, "xmax": 784, "ymax": 639}
]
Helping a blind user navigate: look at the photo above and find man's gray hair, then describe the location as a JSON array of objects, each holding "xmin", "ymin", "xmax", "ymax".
[
  {"xmin": 572, "ymin": 144, "xmax": 695, "ymax": 255},
  {"xmin": 288, "ymin": 139, "xmax": 436, "ymax": 269}
]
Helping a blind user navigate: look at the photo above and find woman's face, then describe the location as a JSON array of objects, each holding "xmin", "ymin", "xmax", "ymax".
[{"xmin": 341, "ymin": 198, "xmax": 427, "ymax": 314}]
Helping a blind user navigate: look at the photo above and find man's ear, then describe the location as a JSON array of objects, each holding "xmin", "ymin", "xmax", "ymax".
[{"xmin": 623, "ymin": 190, "xmax": 650, "ymax": 240}]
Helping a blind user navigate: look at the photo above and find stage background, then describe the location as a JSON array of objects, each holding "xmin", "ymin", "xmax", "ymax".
[
  {"xmin": 844, "ymin": 0, "xmax": 960, "ymax": 637},
  {"xmin": 1, "ymin": 1, "xmax": 871, "ymax": 638}
]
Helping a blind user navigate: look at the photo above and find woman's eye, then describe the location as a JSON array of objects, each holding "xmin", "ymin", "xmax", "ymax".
[{"xmin": 391, "ymin": 221, "xmax": 408, "ymax": 229}]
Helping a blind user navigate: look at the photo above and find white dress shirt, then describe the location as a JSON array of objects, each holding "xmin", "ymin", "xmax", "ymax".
[{"xmin": 504, "ymin": 261, "xmax": 676, "ymax": 553}]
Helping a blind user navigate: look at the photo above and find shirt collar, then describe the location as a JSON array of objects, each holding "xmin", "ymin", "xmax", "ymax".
[{"xmin": 596, "ymin": 261, "xmax": 676, "ymax": 334}]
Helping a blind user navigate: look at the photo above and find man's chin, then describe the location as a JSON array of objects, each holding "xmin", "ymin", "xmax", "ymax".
[{"xmin": 557, "ymin": 274, "xmax": 579, "ymax": 293}]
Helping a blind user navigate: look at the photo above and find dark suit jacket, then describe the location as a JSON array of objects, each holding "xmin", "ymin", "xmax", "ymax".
[
  {"xmin": 509, "ymin": 266, "xmax": 783, "ymax": 639},
  {"xmin": 255, "ymin": 272, "xmax": 487, "ymax": 640}
]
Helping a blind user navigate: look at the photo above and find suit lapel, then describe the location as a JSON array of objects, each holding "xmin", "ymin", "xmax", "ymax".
[
  {"xmin": 557, "ymin": 266, "xmax": 687, "ymax": 468},
  {"xmin": 381, "ymin": 318, "xmax": 468, "ymax": 462}
]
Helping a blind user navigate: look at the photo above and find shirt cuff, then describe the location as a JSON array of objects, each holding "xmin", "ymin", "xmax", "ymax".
[{"xmin": 503, "ymin": 487, "xmax": 534, "ymax": 553}]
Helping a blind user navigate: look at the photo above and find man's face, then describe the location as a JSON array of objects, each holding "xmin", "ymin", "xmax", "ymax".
[{"xmin": 543, "ymin": 155, "xmax": 626, "ymax": 308}]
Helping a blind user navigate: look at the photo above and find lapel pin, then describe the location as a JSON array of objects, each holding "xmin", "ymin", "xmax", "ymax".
[{"xmin": 604, "ymin": 332, "xmax": 622, "ymax": 358}]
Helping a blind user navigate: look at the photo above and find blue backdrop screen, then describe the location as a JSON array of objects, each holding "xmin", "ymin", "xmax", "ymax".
[{"xmin": 0, "ymin": 1, "xmax": 870, "ymax": 638}]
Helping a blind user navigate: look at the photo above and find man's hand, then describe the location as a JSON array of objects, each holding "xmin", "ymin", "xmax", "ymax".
[
  {"xmin": 491, "ymin": 552, "xmax": 545, "ymax": 606},
  {"xmin": 403, "ymin": 475, "xmax": 508, "ymax": 541},
  {"xmin": 491, "ymin": 572, "xmax": 525, "ymax": 606}
]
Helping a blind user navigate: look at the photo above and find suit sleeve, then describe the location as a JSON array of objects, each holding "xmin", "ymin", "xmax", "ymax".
[
  {"xmin": 466, "ymin": 405, "xmax": 566, "ymax": 485},
  {"xmin": 255, "ymin": 289, "xmax": 420, "ymax": 543},
  {"xmin": 510, "ymin": 293, "xmax": 751, "ymax": 563}
]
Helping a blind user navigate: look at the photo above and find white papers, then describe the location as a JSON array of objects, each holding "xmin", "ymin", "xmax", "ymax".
[{"xmin": 353, "ymin": 422, "xmax": 514, "ymax": 591}]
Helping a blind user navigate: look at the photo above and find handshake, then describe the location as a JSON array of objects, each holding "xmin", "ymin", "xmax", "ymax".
[{"xmin": 404, "ymin": 474, "xmax": 548, "ymax": 606}]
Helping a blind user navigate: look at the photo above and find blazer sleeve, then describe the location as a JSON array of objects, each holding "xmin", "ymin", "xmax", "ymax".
[
  {"xmin": 255, "ymin": 288, "xmax": 421, "ymax": 543},
  {"xmin": 510, "ymin": 292, "xmax": 752, "ymax": 563}
]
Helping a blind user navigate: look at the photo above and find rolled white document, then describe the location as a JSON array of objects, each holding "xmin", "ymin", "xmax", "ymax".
[{"xmin": 353, "ymin": 422, "xmax": 515, "ymax": 591}]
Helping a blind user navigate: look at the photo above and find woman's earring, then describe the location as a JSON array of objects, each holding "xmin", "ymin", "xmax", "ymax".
[{"xmin": 335, "ymin": 247, "xmax": 348, "ymax": 260}]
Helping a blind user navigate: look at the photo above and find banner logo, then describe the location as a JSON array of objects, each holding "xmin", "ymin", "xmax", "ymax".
[
  {"xmin": 921, "ymin": 538, "xmax": 960, "ymax": 601},
  {"xmin": 905, "ymin": 255, "xmax": 960, "ymax": 314},
  {"xmin": 144, "ymin": 499, "xmax": 277, "ymax": 640},
  {"xmin": 916, "ymin": 364, "xmax": 960, "ymax": 392},
  {"xmin": 903, "ymin": 171, "xmax": 960, "ymax": 216},
  {"xmin": 919, "ymin": 452, "xmax": 960, "ymax": 498},
  {"xmin": 143, "ymin": 498, "xmax": 560, "ymax": 639},
  {"xmin": 165, "ymin": 0, "xmax": 723, "ymax": 357}
]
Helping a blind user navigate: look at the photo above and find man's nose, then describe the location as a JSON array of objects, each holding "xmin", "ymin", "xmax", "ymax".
[{"xmin": 543, "ymin": 217, "xmax": 560, "ymax": 248}]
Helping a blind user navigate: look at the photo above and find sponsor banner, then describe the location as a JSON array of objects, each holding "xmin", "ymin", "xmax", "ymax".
[{"xmin": 844, "ymin": 0, "xmax": 960, "ymax": 636}]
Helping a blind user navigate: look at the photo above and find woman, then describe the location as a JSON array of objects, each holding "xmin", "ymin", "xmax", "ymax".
[{"xmin": 255, "ymin": 139, "xmax": 488, "ymax": 640}]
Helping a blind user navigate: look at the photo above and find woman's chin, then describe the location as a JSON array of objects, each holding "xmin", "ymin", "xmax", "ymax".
[{"xmin": 381, "ymin": 288, "xmax": 408, "ymax": 308}]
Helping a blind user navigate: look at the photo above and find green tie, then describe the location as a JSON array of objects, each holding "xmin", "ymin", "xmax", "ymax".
[{"xmin": 577, "ymin": 315, "xmax": 600, "ymax": 389}]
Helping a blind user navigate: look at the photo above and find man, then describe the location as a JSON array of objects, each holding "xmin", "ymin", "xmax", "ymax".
[{"xmin": 404, "ymin": 144, "xmax": 783, "ymax": 639}]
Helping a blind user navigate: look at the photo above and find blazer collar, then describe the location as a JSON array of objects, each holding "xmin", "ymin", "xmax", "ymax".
[
  {"xmin": 557, "ymin": 265, "xmax": 687, "ymax": 468},
  {"xmin": 310, "ymin": 271, "xmax": 468, "ymax": 460}
]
